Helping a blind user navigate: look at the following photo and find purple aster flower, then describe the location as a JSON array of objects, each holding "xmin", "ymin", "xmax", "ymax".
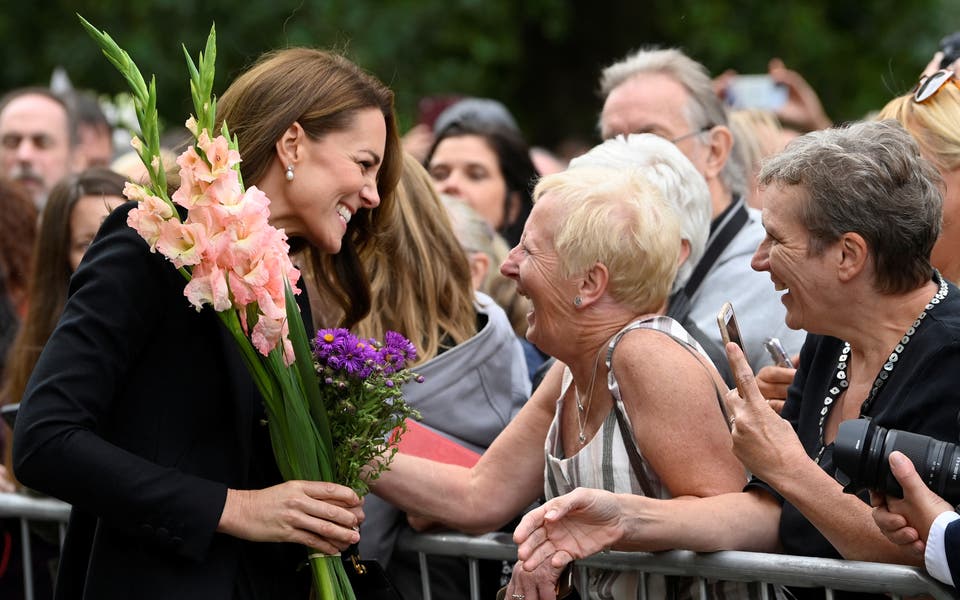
[
  {"xmin": 383, "ymin": 331, "xmax": 418, "ymax": 365},
  {"xmin": 313, "ymin": 328, "xmax": 351, "ymax": 363}
]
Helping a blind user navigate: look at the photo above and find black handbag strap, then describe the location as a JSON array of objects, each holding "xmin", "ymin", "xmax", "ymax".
[{"xmin": 667, "ymin": 196, "xmax": 749, "ymax": 323}]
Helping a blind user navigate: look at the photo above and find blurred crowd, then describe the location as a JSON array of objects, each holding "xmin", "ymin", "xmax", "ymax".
[{"xmin": 1, "ymin": 29, "xmax": 960, "ymax": 600}]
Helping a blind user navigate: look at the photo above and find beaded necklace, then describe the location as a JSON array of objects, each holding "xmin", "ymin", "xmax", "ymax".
[{"xmin": 814, "ymin": 274, "xmax": 949, "ymax": 464}]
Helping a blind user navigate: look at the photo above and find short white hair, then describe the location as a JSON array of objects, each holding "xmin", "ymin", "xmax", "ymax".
[{"xmin": 569, "ymin": 134, "xmax": 710, "ymax": 293}]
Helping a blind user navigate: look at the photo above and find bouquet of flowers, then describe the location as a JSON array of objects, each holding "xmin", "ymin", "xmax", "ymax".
[
  {"xmin": 79, "ymin": 17, "xmax": 416, "ymax": 599},
  {"xmin": 313, "ymin": 329, "xmax": 422, "ymax": 496}
]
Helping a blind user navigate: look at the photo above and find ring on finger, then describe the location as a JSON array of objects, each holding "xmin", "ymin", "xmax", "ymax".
[{"xmin": 512, "ymin": 594, "xmax": 526, "ymax": 600}]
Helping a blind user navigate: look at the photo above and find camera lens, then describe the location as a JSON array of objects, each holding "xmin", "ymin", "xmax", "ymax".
[{"xmin": 834, "ymin": 419, "xmax": 960, "ymax": 505}]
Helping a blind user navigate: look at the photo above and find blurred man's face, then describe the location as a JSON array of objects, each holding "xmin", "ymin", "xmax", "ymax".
[
  {"xmin": 0, "ymin": 93, "xmax": 74, "ymax": 207},
  {"xmin": 600, "ymin": 72, "xmax": 711, "ymax": 179},
  {"xmin": 77, "ymin": 123, "xmax": 114, "ymax": 169}
]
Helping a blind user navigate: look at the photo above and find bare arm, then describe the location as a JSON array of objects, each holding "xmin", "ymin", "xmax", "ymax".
[
  {"xmin": 370, "ymin": 360, "xmax": 563, "ymax": 534},
  {"xmin": 614, "ymin": 330, "xmax": 746, "ymax": 498},
  {"xmin": 514, "ymin": 487, "xmax": 782, "ymax": 572}
]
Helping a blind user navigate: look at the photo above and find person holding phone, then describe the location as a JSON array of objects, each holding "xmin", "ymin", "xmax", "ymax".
[{"xmin": 511, "ymin": 121, "xmax": 960, "ymax": 600}]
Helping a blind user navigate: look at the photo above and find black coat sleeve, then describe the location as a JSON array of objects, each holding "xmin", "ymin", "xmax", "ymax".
[{"xmin": 13, "ymin": 204, "xmax": 229, "ymax": 562}]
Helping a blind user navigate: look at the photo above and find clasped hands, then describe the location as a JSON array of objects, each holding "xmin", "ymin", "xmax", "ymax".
[{"xmin": 509, "ymin": 343, "xmax": 804, "ymax": 596}]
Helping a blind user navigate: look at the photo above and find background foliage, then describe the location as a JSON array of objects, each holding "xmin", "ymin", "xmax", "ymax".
[{"xmin": 0, "ymin": 0, "xmax": 953, "ymax": 152}]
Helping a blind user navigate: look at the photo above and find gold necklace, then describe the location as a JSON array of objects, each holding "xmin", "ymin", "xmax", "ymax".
[{"xmin": 575, "ymin": 346, "xmax": 604, "ymax": 445}]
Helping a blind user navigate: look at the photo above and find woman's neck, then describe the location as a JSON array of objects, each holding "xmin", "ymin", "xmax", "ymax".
[{"xmin": 842, "ymin": 279, "xmax": 939, "ymax": 370}]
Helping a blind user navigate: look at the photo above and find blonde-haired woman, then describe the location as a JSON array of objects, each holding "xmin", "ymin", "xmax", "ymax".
[
  {"xmin": 350, "ymin": 153, "xmax": 530, "ymax": 599},
  {"xmin": 876, "ymin": 70, "xmax": 960, "ymax": 283},
  {"xmin": 371, "ymin": 165, "xmax": 744, "ymax": 600}
]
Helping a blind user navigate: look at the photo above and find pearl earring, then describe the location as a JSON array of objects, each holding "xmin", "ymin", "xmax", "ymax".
[
  {"xmin": 574, "ymin": 296, "xmax": 582, "ymax": 306},
  {"xmin": 285, "ymin": 165, "xmax": 295, "ymax": 182}
]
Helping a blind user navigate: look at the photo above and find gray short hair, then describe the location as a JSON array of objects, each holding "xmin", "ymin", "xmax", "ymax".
[
  {"xmin": 600, "ymin": 47, "xmax": 746, "ymax": 198},
  {"xmin": 569, "ymin": 134, "xmax": 710, "ymax": 293},
  {"xmin": 759, "ymin": 120, "xmax": 943, "ymax": 294}
]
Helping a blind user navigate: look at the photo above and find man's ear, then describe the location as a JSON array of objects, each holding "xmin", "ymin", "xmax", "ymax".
[
  {"xmin": 703, "ymin": 125, "xmax": 734, "ymax": 181},
  {"xmin": 577, "ymin": 261, "xmax": 609, "ymax": 307},
  {"xmin": 275, "ymin": 121, "xmax": 306, "ymax": 166},
  {"xmin": 836, "ymin": 232, "xmax": 869, "ymax": 282}
]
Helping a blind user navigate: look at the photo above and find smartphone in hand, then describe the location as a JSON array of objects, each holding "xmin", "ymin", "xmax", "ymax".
[
  {"xmin": 717, "ymin": 302, "xmax": 747, "ymax": 397},
  {"xmin": 763, "ymin": 337, "xmax": 795, "ymax": 368}
]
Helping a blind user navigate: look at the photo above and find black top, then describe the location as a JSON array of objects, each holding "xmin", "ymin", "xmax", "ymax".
[
  {"xmin": 748, "ymin": 276, "xmax": 960, "ymax": 600},
  {"xmin": 13, "ymin": 203, "xmax": 310, "ymax": 600}
]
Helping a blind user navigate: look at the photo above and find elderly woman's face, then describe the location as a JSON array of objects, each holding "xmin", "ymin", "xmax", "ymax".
[
  {"xmin": 752, "ymin": 184, "xmax": 836, "ymax": 333},
  {"xmin": 500, "ymin": 192, "xmax": 577, "ymax": 352}
]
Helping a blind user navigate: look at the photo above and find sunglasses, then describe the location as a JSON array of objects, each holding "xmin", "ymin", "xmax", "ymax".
[{"xmin": 913, "ymin": 69, "xmax": 958, "ymax": 103}]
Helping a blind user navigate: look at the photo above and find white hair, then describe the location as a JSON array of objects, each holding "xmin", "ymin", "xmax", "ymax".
[{"xmin": 569, "ymin": 133, "xmax": 710, "ymax": 293}]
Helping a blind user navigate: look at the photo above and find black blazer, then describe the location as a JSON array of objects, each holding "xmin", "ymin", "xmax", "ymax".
[{"xmin": 14, "ymin": 203, "xmax": 310, "ymax": 599}]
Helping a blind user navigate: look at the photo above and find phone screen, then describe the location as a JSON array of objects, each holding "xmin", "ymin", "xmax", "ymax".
[{"xmin": 725, "ymin": 75, "xmax": 787, "ymax": 111}]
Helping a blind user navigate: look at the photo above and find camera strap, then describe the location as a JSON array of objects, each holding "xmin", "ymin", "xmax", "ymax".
[{"xmin": 667, "ymin": 195, "xmax": 749, "ymax": 323}]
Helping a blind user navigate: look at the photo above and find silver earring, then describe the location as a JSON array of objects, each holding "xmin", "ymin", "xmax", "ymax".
[
  {"xmin": 574, "ymin": 296, "xmax": 582, "ymax": 306},
  {"xmin": 285, "ymin": 165, "xmax": 295, "ymax": 182}
]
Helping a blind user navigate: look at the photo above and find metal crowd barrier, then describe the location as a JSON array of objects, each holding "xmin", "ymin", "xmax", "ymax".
[
  {"xmin": 0, "ymin": 492, "xmax": 71, "ymax": 600},
  {"xmin": 1, "ymin": 493, "xmax": 953, "ymax": 600},
  {"xmin": 395, "ymin": 529, "xmax": 956, "ymax": 600}
]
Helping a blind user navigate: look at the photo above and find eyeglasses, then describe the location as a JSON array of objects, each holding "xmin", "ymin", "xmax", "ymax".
[
  {"xmin": 913, "ymin": 69, "xmax": 958, "ymax": 103},
  {"xmin": 669, "ymin": 125, "xmax": 713, "ymax": 144}
]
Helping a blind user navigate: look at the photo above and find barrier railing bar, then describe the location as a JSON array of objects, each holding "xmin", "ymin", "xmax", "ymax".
[
  {"xmin": 0, "ymin": 494, "xmax": 952, "ymax": 600},
  {"xmin": 395, "ymin": 530, "xmax": 955, "ymax": 600},
  {"xmin": 20, "ymin": 518, "xmax": 34, "ymax": 600}
]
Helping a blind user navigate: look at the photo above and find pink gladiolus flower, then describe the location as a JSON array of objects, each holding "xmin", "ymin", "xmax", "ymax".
[
  {"xmin": 198, "ymin": 133, "xmax": 241, "ymax": 180},
  {"xmin": 156, "ymin": 220, "xmax": 209, "ymax": 268},
  {"xmin": 125, "ymin": 183, "xmax": 174, "ymax": 252},
  {"xmin": 184, "ymin": 262, "xmax": 231, "ymax": 312}
]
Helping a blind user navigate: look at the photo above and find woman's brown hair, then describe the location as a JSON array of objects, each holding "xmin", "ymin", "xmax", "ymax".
[
  {"xmin": 352, "ymin": 153, "xmax": 476, "ymax": 364},
  {"xmin": 216, "ymin": 48, "xmax": 402, "ymax": 328}
]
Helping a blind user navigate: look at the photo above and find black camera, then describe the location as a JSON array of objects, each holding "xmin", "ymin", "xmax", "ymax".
[
  {"xmin": 833, "ymin": 418, "xmax": 960, "ymax": 505},
  {"xmin": 939, "ymin": 31, "xmax": 960, "ymax": 69}
]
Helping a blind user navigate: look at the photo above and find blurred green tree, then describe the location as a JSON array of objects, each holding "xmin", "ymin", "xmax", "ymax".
[{"xmin": 0, "ymin": 0, "xmax": 951, "ymax": 154}]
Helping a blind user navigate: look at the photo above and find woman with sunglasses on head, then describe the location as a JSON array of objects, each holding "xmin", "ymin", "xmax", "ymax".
[{"xmin": 876, "ymin": 65, "xmax": 960, "ymax": 284}]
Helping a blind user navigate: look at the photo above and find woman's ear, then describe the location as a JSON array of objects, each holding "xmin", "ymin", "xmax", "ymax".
[
  {"xmin": 275, "ymin": 121, "xmax": 306, "ymax": 166},
  {"xmin": 577, "ymin": 261, "xmax": 609, "ymax": 307},
  {"xmin": 504, "ymin": 191, "xmax": 523, "ymax": 229},
  {"xmin": 836, "ymin": 232, "xmax": 869, "ymax": 282},
  {"xmin": 678, "ymin": 238, "xmax": 692, "ymax": 268}
]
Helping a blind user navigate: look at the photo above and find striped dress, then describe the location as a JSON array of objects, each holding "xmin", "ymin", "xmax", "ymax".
[{"xmin": 543, "ymin": 316, "xmax": 749, "ymax": 600}]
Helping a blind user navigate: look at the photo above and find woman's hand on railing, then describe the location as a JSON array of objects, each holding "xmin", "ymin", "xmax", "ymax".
[
  {"xmin": 503, "ymin": 559, "xmax": 564, "ymax": 600},
  {"xmin": 514, "ymin": 487, "xmax": 623, "ymax": 572}
]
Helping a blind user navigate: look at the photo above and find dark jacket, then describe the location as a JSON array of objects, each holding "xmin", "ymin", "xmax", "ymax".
[{"xmin": 13, "ymin": 203, "xmax": 309, "ymax": 599}]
